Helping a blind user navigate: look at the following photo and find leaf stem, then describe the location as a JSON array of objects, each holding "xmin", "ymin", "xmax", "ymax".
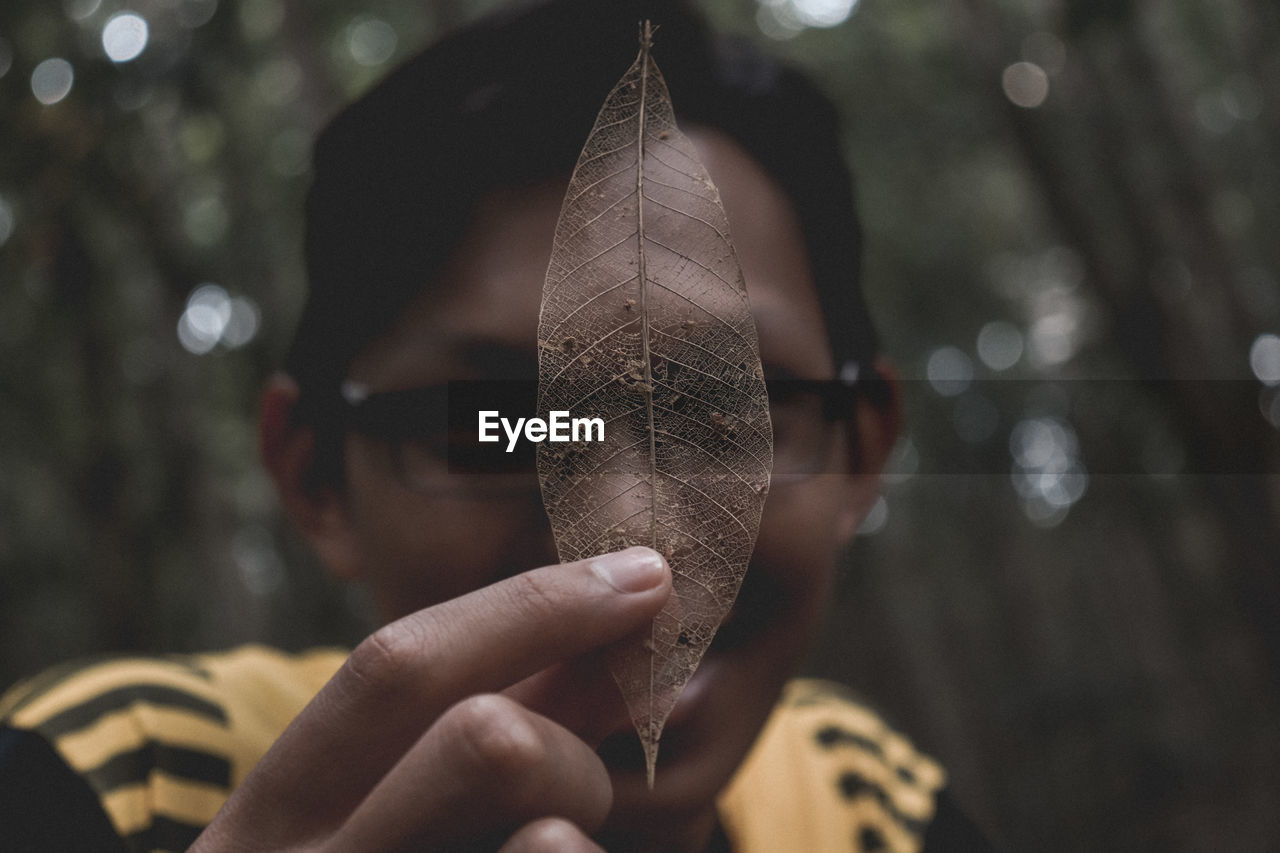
[{"xmin": 636, "ymin": 19, "xmax": 659, "ymax": 791}]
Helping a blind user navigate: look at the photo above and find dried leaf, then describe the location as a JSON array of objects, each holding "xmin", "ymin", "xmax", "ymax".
[{"xmin": 536, "ymin": 22, "xmax": 772, "ymax": 788}]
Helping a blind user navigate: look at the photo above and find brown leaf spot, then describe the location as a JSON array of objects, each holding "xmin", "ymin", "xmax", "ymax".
[{"xmin": 709, "ymin": 411, "xmax": 736, "ymax": 437}]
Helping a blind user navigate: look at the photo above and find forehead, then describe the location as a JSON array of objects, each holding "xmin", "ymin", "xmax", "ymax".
[{"xmin": 349, "ymin": 129, "xmax": 835, "ymax": 386}]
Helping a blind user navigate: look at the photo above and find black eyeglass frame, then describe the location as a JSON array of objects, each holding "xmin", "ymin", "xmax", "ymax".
[{"xmin": 303, "ymin": 360, "xmax": 889, "ymax": 493}]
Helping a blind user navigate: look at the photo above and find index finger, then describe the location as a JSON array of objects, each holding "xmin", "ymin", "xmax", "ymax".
[{"xmin": 211, "ymin": 547, "xmax": 669, "ymax": 842}]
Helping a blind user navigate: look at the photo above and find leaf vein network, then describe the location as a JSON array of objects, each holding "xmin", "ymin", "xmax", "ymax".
[
  {"xmin": 556, "ymin": 190, "xmax": 638, "ymax": 248},
  {"xmin": 645, "ymin": 236, "xmax": 740, "ymax": 291},
  {"xmin": 641, "ymin": 193, "xmax": 728, "ymax": 240},
  {"xmin": 650, "ymin": 426, "xmax": 762, "ymax": 488},
  {"xmin": 542, "ymin": 273, "xmax": 639, "ymax": 342},
  {"xmin": 545, "ymin": 233, "xmax": 636, "ymax": 300},
  {"xmin": 545, "ymin": 318, "xmax": 641, "ymax": 388},
  {"xmin": 654, "ymin": 471, "xmax": 751, "ymax": 535}
]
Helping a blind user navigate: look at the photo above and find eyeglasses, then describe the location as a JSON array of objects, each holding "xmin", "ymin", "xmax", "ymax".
[{"xmin": 333, "ymin": 372, "xmax": 884, "ymax": 496}]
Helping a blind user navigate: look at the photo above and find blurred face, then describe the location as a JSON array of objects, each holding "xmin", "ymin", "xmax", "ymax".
[{"xmin": 326, "ymin": 130, "xmax": 885, "ymax": 838}]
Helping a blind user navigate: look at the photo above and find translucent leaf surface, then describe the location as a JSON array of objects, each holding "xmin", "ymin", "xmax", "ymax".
[{"xmin": 536, "ymin": 23, "xmax": 773, "ymax": 788}]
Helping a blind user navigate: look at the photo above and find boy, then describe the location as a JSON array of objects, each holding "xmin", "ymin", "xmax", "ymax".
[{"xmin": 1, "ymin": 1, "xmax": 991, "ymax": 849}]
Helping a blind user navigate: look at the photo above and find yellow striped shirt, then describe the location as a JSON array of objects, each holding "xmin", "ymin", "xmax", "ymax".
[{"xmin": 1, "ymin": 648, "xmax": 943, "ymax": 852}]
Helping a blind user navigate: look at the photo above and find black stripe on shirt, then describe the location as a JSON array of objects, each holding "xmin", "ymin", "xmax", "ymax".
[
  {"xmin": 122, "ymin": 814, "xmax": 208, "ymax": 853},
  {"xmin": 2, "ymin": 656, "xmax": 214, "ymax": 721},
  {"xmin": 83, "ymin": 741, "xmax": 231, "ymax": 793},
  {"xmin": 838, "ymin": 770, "xmax": 928, "ymax": 836},
  {"xmin": 34, "ymin": 685, "xmax": 227, "ymax": 739},
  {"xmin": 815, "ymin": 723, "xmax": 886, "ymax": 757}
]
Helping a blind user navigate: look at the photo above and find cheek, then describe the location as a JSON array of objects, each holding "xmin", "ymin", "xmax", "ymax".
[
  {"xmin": 343, "ymin": 439, "xmax": 556, "ymax": 618},
  {"xmin": 760, "ymin": 476, "xmax": 848, "ymax": 555},
  {"xmin": 752, "ymin": 477, "xmax": 848, "ymax": 612}
]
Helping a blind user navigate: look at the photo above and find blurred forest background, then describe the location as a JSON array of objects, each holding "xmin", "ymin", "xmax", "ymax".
[{"xmin": 1, "ymin": 0, "xmax": 1278, "ymax": 850}]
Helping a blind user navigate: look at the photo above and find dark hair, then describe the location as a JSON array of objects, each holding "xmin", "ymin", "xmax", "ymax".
[{"xmin": 286, "ymin": 0, "xmax": 879, "ymax": 481}]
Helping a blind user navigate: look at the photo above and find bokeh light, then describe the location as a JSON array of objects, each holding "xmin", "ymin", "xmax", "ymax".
[
  {"xmin": 1250, "ymin": 333, "xmax": 1280, "ymax": 385},
  {"xmin": 1002, "ymin": 61, "xmax": 1049, "ymax": 108},
  {"xmin": 102, "ymin": 13, "xmax": 150, "ymax": 63},
  {"xmin": 791, "ymin": 0, "xmax": 859, "ymax": 27},
  {"xmin": 926, "ymin": 346, "xmax": 974, "ymax": 396},
  {"xmin": 31, "ymin": 58, "xmax": 75, "ymax": 105},
  {"xmin": 1010, "ymin": 416, "xmax": 1088, "ymax": 526},
  {"xmin": 221, "ymin": 298, "xmax": 260, "ymax": 348},
  {"xmin": 976, "ymin": 320, "xmax": 1024, "ymax": 371},
  {"xmin": 177, "ymin": 284, "xmax": 259, "ymax": 354},
  {"xmin": 347, "ymin": 16, "xmax": 398, "ymax": 67},
  {"xmin": 755, "ymin": 0, "xmax": 858, "ymax": 39},
  {"xmin": 232, "ymin": 525, "xmax": 284, "ymax": 597},
  {"xmin": 1011, "ymin": 416, "xmax": 1076, "ymax": 470},
  {"xmin": 882, "ymin": 437, "xmax": 919, "ymax": 485},
  {"xmin": 178, "ymin": 284, "xmax": 232, "ymax": 355},
  {"xmin": 0, "ymin": 38, "xmax": 13, "ymax": 79},
  {"xmin": 756, "ymin": 3, "xmax": 803, "ymax": 39},
  {"xmin": 1028, "ymin": 310, "xmax": 1080, "ymax": 367},
  {"xmin": 858, "ymin": 495, "xmax": 888, "ymax": 535},
  {"xmin": 1261, "ymin": 388, "xmax": 1280, "ymax": 430}
]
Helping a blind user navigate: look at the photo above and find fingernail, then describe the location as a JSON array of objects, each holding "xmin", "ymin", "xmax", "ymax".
[{"xmin": 591, "ymin": 547, "xmax": 666, "ymax": 593}]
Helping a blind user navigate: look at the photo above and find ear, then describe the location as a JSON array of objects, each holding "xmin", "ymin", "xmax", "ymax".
[
  {"xmin": 259, "ymin": 374, "xmax": 363, "ymax": 581},
  {"xmin": 834, "ymin": 361, "xmax": 902, "ymax": 542}
]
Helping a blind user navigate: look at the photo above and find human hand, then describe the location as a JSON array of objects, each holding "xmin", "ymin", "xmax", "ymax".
[{"xmin": 190, "ymin": 547, "xmax": 671, "ymax": 852}]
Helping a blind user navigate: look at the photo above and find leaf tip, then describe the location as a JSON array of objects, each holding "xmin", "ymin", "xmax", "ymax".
[
  {"xmin": 644, "ymin": 741, "xmax": 657, "ymax": 790},
  {"xmin": 639, "ymin": 19, "xmax": 657, "ymax": 52}
]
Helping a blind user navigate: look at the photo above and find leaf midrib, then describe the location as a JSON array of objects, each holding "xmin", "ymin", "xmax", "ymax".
[{"xmin": 634, "ymin": 27, "xmax": 659, "ymax": 786}]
